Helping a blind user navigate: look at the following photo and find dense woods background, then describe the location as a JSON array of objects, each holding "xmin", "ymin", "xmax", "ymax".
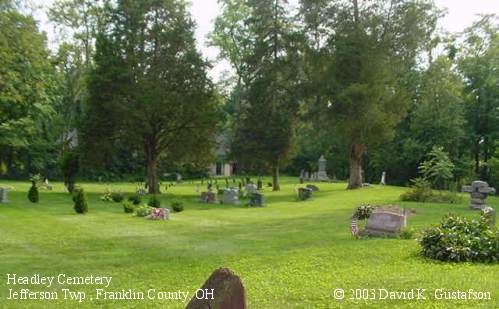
[{"xmin": 0, "ymin": 0, "xmax": 498, "ymax": 191}]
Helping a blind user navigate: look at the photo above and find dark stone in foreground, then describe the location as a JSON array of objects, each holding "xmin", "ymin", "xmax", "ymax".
[{"xmin": 186, "ymin": 268, "xmax": 246, "ymax": 309}]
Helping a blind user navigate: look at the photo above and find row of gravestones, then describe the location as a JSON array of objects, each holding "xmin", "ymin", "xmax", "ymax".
[
  {"xmin": 356, "ymin": 181, "xmax": 498, "ymax": 237},
  {"xmin": 200, "ymin": 185, "xmax": 265, "ymax": 207}
]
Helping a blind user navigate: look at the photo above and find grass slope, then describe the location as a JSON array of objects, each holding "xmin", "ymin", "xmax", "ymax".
[{"xmin": 0, "ymin": 178, "xmax": 497, "ymax": 308}]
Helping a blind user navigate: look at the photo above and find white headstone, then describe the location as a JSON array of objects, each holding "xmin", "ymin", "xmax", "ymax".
[{"xmin": 223, "ymin": 188, "xmax": 240, "ymax": 205}]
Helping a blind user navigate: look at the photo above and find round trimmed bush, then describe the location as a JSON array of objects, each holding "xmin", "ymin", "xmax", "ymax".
[
  {"xmin": 28, "ymin": 181, "xmax": 39, "ymax": 203},
  {"xmin": 171, "ymin": 200, "xmax": 184, "ymax": 213},
  {"xmin": 135, "ymin": 205, "xmax": 152, "ymax": 217},
  {"xmin": 420, "ymin": 213, "xmax": 498, "ymax": 263},
  {"xmin": 123, "ymin": 201, "xmax": 135, "ymax": 213},
  {"xmin": 72, "ymin": 187, "xmax": 88, "ymax": 214}
]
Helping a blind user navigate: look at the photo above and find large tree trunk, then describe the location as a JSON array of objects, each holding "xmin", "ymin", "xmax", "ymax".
[
  {"xmin": 347, "ymin": 143, "xmax": 365, "ymax": 189},
  {"xmin": 272, "ymin": 165, "xmax": 280, "ymax": 191},
  {"xmin": 146, "ymin": 156, "xmax": 160, "ymax": 194},
  {"xmin": 145, "ymin": 138, "xmax": 160, "ymax": 194}
]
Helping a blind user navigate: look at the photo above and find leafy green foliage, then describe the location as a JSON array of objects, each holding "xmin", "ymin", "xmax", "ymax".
[
  {"xmin": 420, "ymin": 214, "xmax": 499, "ymax": 263},
  {"xmin": 458, "ymin": 15, "xmax": 499, "ymax": 180},
  {"xmin": 122, "ymin": 201, "xmax": 135, "ymax": 214},
  {"xmin": 299, "ymin": 0, "xmax": 441, "ymax": 189},
  {"xmin": 400, "ymin": 228, "xmax": 416, "ymax": 240},
  {"xmin": 212, "ymin": 0, "xmax": 301, "ymax": 191},
  {"xmin": 400, "ymin": 177, "xmax": 462, "ymax": 204},
  {"xmin": 110, "ymin": 191, "xmax": 124, "ymax": 203},
  {"xmin": 400, "ymin": 177, "xmax": 433, "ymax": 202},
  {"xmin": 72, "ymin": 186, "xmax": 88, "ymax": 214},
  {"xmin": 352, "ymin": 204, "xmax": 373, "ymax": 220},
  {"xmin": 0, "ymin": 3, "xmax": 60, "ymax": 177},
  {"xmin": 134, "ymin": 205, "xmax": 152, "ymax": 217},
  {"xmin": 83, "ymin": 0, "xmax": 219, "ymax": 194},
  {"xmin": 127, "ymin": 194, "xmax": 142, "ymax": 205},
  {"xmin": 418, "ymin": 146, "xmax": 455, "ymax": 189},
  {"xmin": 27, "ymin": 181, "xmax": 39, "ymax": 203},
  {"xmin": 147, "ymin": 196, "xmax": 161, "ymax": 208},
  {"xmin": 171, "ymin": 200, "xmax": 184, "ymax": 213}
]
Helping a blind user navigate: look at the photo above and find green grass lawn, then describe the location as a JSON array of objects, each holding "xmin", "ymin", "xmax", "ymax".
[{"xmin": 0, "ymin": 178, "xmax": 497, "ymax": 308}]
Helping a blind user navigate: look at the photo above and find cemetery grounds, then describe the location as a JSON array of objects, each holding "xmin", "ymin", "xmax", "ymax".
[{"xmin": 0, "ymin": 177, "xmax": 498, "ymax": 308}]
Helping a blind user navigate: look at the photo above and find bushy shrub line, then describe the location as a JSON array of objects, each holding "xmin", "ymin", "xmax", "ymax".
[
  {"xmin": 420, "ymin": 213, "xmax": 498, "ymax": 263},
  {"xmin": 400, "ymin": 178, "xmax": 462, "ymax": 204}
]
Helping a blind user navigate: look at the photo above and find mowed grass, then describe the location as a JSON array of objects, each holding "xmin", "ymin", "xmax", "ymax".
[{"xmin": 0, "ymin": 178, "xmax": 498, "ymax": 309}]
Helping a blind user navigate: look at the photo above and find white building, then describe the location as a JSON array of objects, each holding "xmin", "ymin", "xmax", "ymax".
[{"xmin": 209, "ymin": 135, "xmax": 236, "ymax": 177}]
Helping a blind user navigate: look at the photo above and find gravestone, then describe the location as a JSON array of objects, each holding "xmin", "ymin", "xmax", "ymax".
[
  {"xmin": 380, "ymin": 172, "xmax": 386, "ymax": 186},
  {"xmin": 482, "ymin": 207, "xmax": 496, "ymax": 226},
  {"xmin": 244, "ymin": 183, "xmax": 257, "ymax": 196},
  {"xmin": 44, "ymin": 178, "xmax": 53, "ymax": 190},
  {"xmin": 462, "ymin": 181, "xmax": 496, "ymax": 210},
  {"xmin": 249, "ymin": 193, "xmax": 265, "ymax": 207},
  {"xmin": 0, "ymin": 188, "xmax": 8, "ymax": 203},
  {"xmin": 186, "ymin": 268, "xmax": 246, "ymax": 309},
  {"xmin": 201, "ymin": 191, "xmax": 218, "ymax": 204},
  {"xmin": 317, "ymin": 155, "xmax": 330, "ymax": 181},
  {"xmin": 306, "ymin": 184, "xmax": 319, "ymax": 192},
  {"xmin": 176, "ymin": 173, "xmax": 182, "ymax": 183},
  {"xmin": 298, "ymin": 188, "xmax": 313, "ymax": 201},
  {"xmin": 223, "ymin": 188, "xmax": 240, "ymax": 205},
  {"xmin": 364, "ymin": 207, "xmax": 407, "ymax": 236},
  {"xmin": 147, "ymin": 208, "xmax": 169, "ymax": 220}
]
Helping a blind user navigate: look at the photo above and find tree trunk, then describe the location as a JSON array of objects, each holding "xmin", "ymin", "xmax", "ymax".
[
  {"xmin": 272, "ymin": 165, "xmax": 280, "ymax": 191},
  {"xmin": 347, "ymin": 143, "xmax": 365, "ymax": 189},
  {"xmin": 146, "ymin": 156, "xmax": 160, "ymax": 194},
  {"xmin": 145, "ymin": 136, "xmax": 160, "ymax": 194},
  {"xmin": 473, "ymin": 138, "xmax": 480, "ymax": 175}
]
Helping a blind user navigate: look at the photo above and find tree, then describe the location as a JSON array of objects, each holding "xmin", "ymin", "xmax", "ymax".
[
  {"xmin": 410, "ymin": 57, "xmax": 466, "ymax": 154},
  {"xmin": 49, "ymin": 0, "xmax": 105, "ymax": 67},
  {"xmin": 300, "ymin": 0, "xmax": 441, "ymax": 189},
  {"xmin": 419, "ymin": 146, "xmax": 454, "ymax": 190},
  {"xmin": 212, "ymin": 0, "xmax": 301, "ymax": 191},
  {"xmin": 83, "ymin": 0, "xmax": 219, "ymax": 194},
  {"xmin": 0, "ymin": 1, "xmax": 60, "ymax": 177},
  {"xmin": 458, "ymin": 15, "xmax": 499, "ymax": 180},
  {"xmin": 49, "ymin": 0, "xmax": 106, "ymax": 180}
]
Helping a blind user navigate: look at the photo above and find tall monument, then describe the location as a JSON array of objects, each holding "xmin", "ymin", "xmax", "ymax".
[{"xmin": 317, "ymin": 155, "xmax": 329, "ymax": 181}]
